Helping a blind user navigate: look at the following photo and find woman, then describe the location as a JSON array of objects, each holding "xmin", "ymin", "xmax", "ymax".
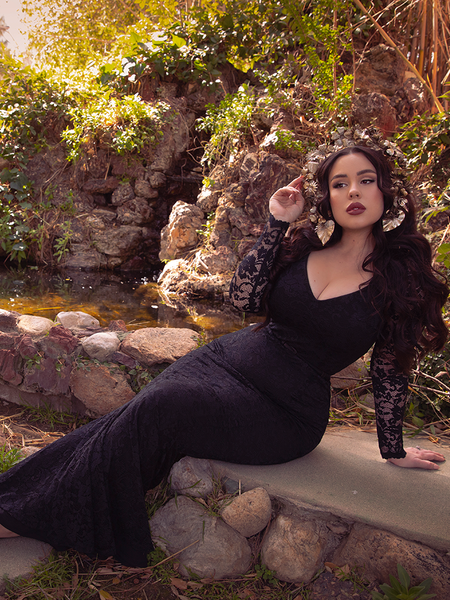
[{"xmin": 0, "ymin": 144, "xmax": 448, "ymax": 567}]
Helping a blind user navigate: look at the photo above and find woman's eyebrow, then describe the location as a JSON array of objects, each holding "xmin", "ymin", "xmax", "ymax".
[{"xmin": 330, "ymin": 168, "xmax": 377, "ymax": 182}]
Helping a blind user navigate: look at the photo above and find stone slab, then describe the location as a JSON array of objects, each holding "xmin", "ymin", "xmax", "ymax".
[
  {"xmin": 212, "ymin": 428, "xmax": 450, "ymax": 552},
  {"xmin": 0, "ymin": 537, "xmax": 52, "ymax": 593}
]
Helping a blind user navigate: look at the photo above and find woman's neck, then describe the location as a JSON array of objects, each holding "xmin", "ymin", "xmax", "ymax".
[{"xmin": 333, "ymin": 229, "xmax": 375, "ymax": 268}]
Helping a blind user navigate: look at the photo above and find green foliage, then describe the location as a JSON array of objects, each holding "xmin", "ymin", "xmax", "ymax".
[
  {"xmin": 62, "ymin": 93, "xmax": 170, "ymax": 161},
  {"xmin": 0, "ymin": 54, "xmax": 72, "ymax": 166},
  {"xmin": 371, "ymin": 564, "xmax": 435, "ymax": 600},
  {"xmin": 284, "ymin": 0, "xmax": 353, "ymax": 121},
  {"xmin": 0, "ymin": 167, "xmax": 33, "ymax": 265},
  {"xmin": 53, "ymin": 220, "xmax": 73, "ymax": 263},
  {"xmin": 23, "ymin": 401, "xmax": 83, "ymax": 431},
  {"xmin": 0, "ymin": 445, "xmax": 22, "ymax": 473},
  {"xmin": 197, "ymin": 83, "xmax": 256, "ymax": 166},
  {"xmin": 395, "ymin": 112, "xmax": 450, "ymax": 269},
  {"xmin": 128, "ymin": 363, "xmax": 154, "ymax": 393}
]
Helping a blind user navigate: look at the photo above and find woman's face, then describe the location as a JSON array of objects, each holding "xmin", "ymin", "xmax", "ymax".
[{"xmin": 328, "ymin": 152, "xmax": 384, "ymax": 235}]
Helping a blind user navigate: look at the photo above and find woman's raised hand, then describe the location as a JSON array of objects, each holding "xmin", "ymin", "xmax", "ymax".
[
  {"xmin": 387, "ymin": 446, "xmax": 446, "ymax": 470},
  {"xmin": 269, "ymin": 176, "xmax": 305, "ymax": 224}
]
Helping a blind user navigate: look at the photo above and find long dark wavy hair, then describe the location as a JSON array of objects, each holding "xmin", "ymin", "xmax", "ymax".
[{"xmin": 267, "ymin": 145, "xmax": 449, "ymax": 373}]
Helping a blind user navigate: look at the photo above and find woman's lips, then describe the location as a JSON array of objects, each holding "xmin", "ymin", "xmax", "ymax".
[{"xmin": 346, "ymin": 202, "xmax": 366, "ymax": 215}]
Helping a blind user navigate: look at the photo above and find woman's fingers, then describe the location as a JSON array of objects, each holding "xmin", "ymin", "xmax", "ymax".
[
  {"xmin": 404, "ymin": 446, "xmax": 446, "ymax": 461},
  {"xmin": 388, "ymin": 446, "xmax": 446, "ymax": 469},
  {"xmin": 287, "ymin": 176, "xmax": 304, "ymax": 190}
]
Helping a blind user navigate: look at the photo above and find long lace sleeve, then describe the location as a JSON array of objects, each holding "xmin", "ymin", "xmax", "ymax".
[
  {"xmin": 371, "ymin": 342, "xmax": 408, "ymax": 459},
  {"xmin": 229, "ymin": 215, "xmax": 290, "ymax": 312}
]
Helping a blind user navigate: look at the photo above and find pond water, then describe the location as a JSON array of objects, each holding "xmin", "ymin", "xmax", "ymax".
[{"xmin": 0, "ymin": 267, "xmax": 263, "ymax": 343}]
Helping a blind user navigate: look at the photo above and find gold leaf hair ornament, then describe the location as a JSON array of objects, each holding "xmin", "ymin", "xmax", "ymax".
[
  {"xmin": 301, "ymin": 126, "xmax": 411, "ymax": 243},
  {"xmin": 309, "ymin": 205, "xmax": 335, "ymax": 245}
]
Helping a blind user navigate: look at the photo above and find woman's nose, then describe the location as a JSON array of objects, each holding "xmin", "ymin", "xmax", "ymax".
[{"xmin": 349, "ymin": 186, "xmax": 360, "ymax": 198}]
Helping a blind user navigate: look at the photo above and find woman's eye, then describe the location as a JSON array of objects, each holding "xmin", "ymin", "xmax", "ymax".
[
  {"xmin": 361, "ymin": 178, "xmax": 375, "ymax": 185},
  {"xmin": 332, "ymin": 182, "xmax": 346, "ymax": 188}
]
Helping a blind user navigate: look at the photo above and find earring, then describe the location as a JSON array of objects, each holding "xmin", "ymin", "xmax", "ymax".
[
  {"xmin": 309, "ymin": 206, "xmax": 335, "ymax": 245},
  {"xmin": 316, "ymin": 217, "xmax": 335, "ymax": 245}
]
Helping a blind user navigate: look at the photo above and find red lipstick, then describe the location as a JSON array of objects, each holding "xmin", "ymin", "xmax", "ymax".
[{"xmin": 346, "ymin": 202, "xmax": 366, "ymax": 215}]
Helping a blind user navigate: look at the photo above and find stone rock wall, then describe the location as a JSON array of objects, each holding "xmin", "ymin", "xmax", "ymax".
[
  {"xmin": 0, "ymin": 308, "xmax": 198, "ymax": 417},
  {"xmin": 149, "ymin": 456, "xmax": 450, "ymax": 598}
]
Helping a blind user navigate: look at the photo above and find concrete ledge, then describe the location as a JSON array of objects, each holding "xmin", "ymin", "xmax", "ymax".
[{"xmin": 212, "ymin": 428, "xmax": 450, "ymax": 552}]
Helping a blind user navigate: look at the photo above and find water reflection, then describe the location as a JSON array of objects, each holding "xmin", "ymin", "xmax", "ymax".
[{"xmin": 0, "ymin": 267, "xmax": 263, "ymax": 341}]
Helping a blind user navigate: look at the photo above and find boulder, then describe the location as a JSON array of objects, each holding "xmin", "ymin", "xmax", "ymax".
[
  {"xmin": 150, "ymin": 495, "xmax": 252, "ymax": 579},
  {"xmin": 159, "ymin": 201, "xmax": 205, "ymax": 261},
  {"xmin": 261, "ymin": 514, "xmax": 330, "ymax": 583},
  {"xmin": 221, "ymin": 487, "xmax": 272, "ymax": 538},
  {"xmin": 17, "ymin": 315, "xmax": 54, "ymax": 338},
  {"xmin": 169, "ymin": 457, "xmax": 214, "ymax": 498},
  {"xmin": 111, "ymin": 183, "xmax": 135, "ymax": 207},
  {"xmin": 56, "ymin": 311, "xmax": 100, "ymax": 331},
  {"xmin": 351, "ymin": 92, "xmax": 397, "ymax": 136},
  {"xmin": 120, "ymin": 327, "xmax": 198, "ymax": 367},
  {"xmin": 70, "ymin": 363, "xmax": 135, "ymax": 416},
  {"xmin": 134, "ymin": 179, "xmax": 158, "ymax": 199},
  {"xmin": 354, "ymin": 44, "xmax": 405, "ymax": 96},
  {"xmin": 81, "ymin": 332, "xmax": 120, "ymax": 362},
  {"xmin": 82, "ymin": 177, "xmax": 119, "ymax": 194},
  {"xmin": 23, "ymin": 356, "xmax": 71, "ymax": 395},
  {"xmin": 332, "ymin": 523, "xmax": 450, "ymax": 600},
  {"xmin": 117, "ymin": 197, "xmax": 154, "ymax": 226}
]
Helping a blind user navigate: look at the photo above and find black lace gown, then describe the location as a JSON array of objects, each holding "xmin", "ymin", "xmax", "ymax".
[{"xmin": 0, "ymin": 216, "xmax": 408, "ymax": 567}]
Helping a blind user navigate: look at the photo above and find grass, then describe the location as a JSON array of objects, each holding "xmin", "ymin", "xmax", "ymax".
[{"xmin": 0, "ymin": 445, "xmax": 22, "ymax": 473}]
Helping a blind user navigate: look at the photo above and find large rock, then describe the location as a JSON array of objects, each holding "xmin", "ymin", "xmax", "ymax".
[
  {"xmin": 169, "ymin": 457, "xmax": 214, "ymax": 498},
  {"xmin": 17, "ymin": 315, "xmax": 54, "ymax": 338},
  {"xmin": 159, "ymin": 201, "xmax": 205, "ymax": 261},
  {"xmin": 221, "ymin": 487, "xmax": 272, "ymax": 538},
  {"xmin": 70, "ymin": 363, "xmax": 135, "ymax": 416},
  {"xmin": 81, "ymin": 332, "xmax": 120, "ymax": 362},
  {"xmin": 82, "ymin": 177, "xmax": 119, "ymax": 194},
  {"xmin": 111, "ymin": 183, "xmax": 134, "ymax": 206},
  {"xmin": 150, "ymin": 495, "xmax": 252, "ymax": 579},
  {"xmin": 90, "ymin": 225, "xmax": 143, "ymax": 260},
  {"xmin": 56, "ymin": 311, "xmax": 100, "ymax": 331},
  {"xmin": 39, "ymin": 326, "xmax": 79, "ymax": 358},
  {"xmin": 261, "ymin": 514, "xmax": 330, "ymax": 583},
  {"xmin": 192, "ymin": 246, "xmax": 238, "ymax": 275},
  {"xmin": 0, "ymin": 310, "xmax": 19, "ymax": 332},
  {"xmin": 0, "ymin": 349, "xmax": 22, "ymax": 385},
  {"xmin": 120, "ymin": 327, "xmax": 198, "ymax": 366},
  {"xmin": 351, "ymin": 92, "xmax": 397, "ymax": 136},
  {"xmin": 355, "ymin": 44, "xmax": 405, "ymax": 96},
  {"xmin": 22, "ymin": 356, "xmax": 71, "ymax": 395},
  {"xmin": 117, "ymin": 198, "xmax": 154, "ymax": 226},
  {"xmin": 332, "ymin": 523, "xmax": 450, "ymax": 600}
]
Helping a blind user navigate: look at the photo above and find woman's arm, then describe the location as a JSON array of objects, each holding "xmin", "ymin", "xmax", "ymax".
[
  {"xmin": 371, "ymin": 342, "xmax": 445, "ymax": 469},
  {"xmin": 229, "ymin": 215, "xmax": 290, "ymax": 312},
  {"xmin": 229, "ymin": 177, "xmax": 304, "ymax": 312}
]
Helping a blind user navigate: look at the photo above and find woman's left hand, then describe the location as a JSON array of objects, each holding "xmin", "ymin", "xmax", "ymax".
[{"xmin": 387, "ymin": 446, "xmax": 446, "ymax": 470}]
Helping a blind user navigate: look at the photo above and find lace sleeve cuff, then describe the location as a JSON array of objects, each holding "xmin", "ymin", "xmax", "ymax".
[
  {"xmin": 371, "ymin": 342, "xmax": 408, "ymax": 459},
  {"xmin": 229, "ymin": 215, "xmax": 290, "ymax": 312}
]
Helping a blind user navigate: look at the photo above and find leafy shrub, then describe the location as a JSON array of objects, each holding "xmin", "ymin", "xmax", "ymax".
[
  {"xmin": 197, "ymin": 83, "xmax": 256, "ymax": 166},
  {"xmin": 62, "ymin": 94, "xmax": 171, "ymax": 161}
]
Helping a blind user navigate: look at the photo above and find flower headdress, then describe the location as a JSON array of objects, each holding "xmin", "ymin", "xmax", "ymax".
[{"xmin": 301, "ymin": 126, "xmax": 411, "ymax": 244}]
